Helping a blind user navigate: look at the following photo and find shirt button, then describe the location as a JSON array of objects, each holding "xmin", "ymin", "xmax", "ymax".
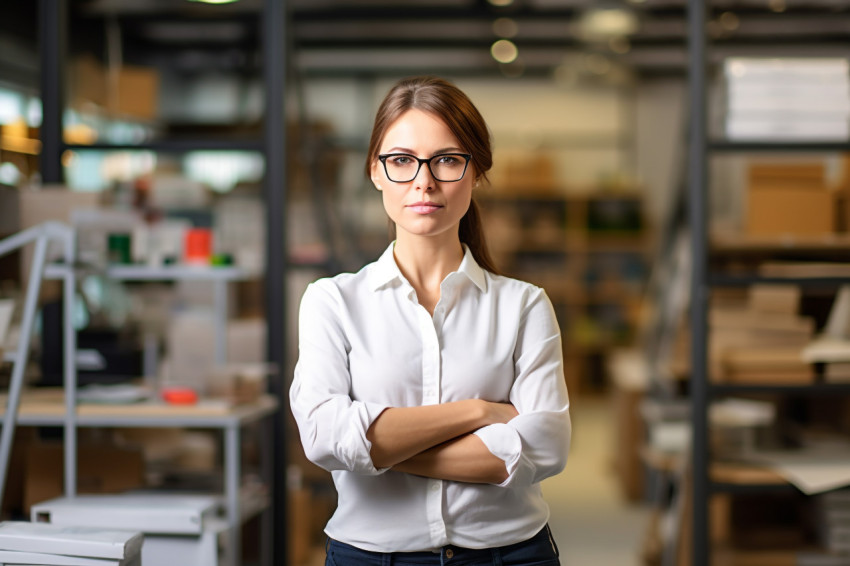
[
  {"xmin": 431, "ymin": 482, "xmax": 440, "ymax": 492},
  {"xmin": 445, "ymin": 549, "xmax": 454, "ymax": 559}
]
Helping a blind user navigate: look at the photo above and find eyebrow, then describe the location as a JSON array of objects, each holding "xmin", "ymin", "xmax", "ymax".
[{"xmin": 384, "ymin": 147, "xmax": 465, "ymax": 156}]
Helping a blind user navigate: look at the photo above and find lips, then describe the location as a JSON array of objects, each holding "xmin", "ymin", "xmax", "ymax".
[{"xmin": 407, "ymin": 201, "xmax": 443, "ymax": 214}]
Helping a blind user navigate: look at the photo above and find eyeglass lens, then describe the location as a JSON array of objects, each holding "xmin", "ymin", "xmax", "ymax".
[{"xmin": 382, "ymin": 154, "xmax": 469, "ymax": 182}]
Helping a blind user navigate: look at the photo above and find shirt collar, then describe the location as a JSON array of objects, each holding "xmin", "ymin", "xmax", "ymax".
[{"xmin": 367, "ymin": 242, "xmax": 488, "ymax": 293}]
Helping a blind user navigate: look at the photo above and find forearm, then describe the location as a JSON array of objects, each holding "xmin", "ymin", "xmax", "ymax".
[
  {"xmin": 392, "ymin": 434, "xmax": 509, "ymax": 484},
  {"xmin": 366, "ymin": 399, "xmax": 490, "ymax": 468}
]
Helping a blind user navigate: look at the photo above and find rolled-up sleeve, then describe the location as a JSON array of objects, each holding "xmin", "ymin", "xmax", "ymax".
[
  {"xmin": 289, "ymin": 281, "xmax": 389, "ymax": 475},
  {"xmin": 473, "ymin": 287, "xmax": 571, "ymax": 488}
]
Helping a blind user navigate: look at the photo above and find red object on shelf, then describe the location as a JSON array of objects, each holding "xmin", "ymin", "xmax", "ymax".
[
  {"xmin": 161, "ymin": 387, "xmax": 199, "ymax": 405},
  {"xmin": 184, "ymin": 228, "xmax": 212, "ymax": 265}
]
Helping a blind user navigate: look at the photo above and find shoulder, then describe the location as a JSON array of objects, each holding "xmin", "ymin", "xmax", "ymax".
[
  {"xmin": 485, "ymin": 271, "xmax": 548, "ymax": 302},
  {"xmin": 301, "ymin": 259, "xmax": 378, "ymax": 306}
]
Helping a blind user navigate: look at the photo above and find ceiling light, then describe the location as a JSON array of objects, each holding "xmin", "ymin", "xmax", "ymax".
[
  {"xmin": 768, "ymin": 0, "xmax": 786, "ymax": 12},
  {"xmin": 580, "ymin": 7, "xmax": 639, "ymax": 39},
  {"xmin": 488, "ymin": 0, "xmax": 514, "ymax": 6},
  {"xmin": 493, "ymin": 18, "xmax": 519, "ymax": 38},
  {"xmin": 719, "ymin": 12, "xmax": 740, "ymax": 31},
  {"xmin": 187, "ymin": 0, "xmax": 241, "ymax": 4},
  {"xmin": 491, "ymin": 39, "xmax": 518, "ymax": 64}
]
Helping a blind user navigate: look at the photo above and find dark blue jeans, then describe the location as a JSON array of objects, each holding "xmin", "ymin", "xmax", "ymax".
[{"xmin": 325, "ymin": 525, "xmax": 560, "ymax": 566}]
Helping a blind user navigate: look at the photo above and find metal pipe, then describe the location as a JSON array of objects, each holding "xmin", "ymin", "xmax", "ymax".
[
  {"xmin": 263, "ymin": 0, "xmax": 288, "ymax": 564},
  {"xmin": 687, "ymin": 1, "xmax": 710, "ymax": 565},
  {"xmin": 0, "ymin": 235, "xmax": 49, "ymax": 508},
  {"xmin": 39, "ymin": 0, "xmax": 66, "ymax": 184},
  {"xmin": 62, "ymin": 226, "xmax": 77, "ymax": 496}
]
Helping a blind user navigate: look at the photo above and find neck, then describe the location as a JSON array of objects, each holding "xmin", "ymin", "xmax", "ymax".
[{"xmin": 393, "ymin": 233, "xmax": 464, "ymax": 308}]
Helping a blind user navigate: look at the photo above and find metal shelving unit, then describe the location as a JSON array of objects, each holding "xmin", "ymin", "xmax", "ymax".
[
  {"xmin": 710, "ymin": 141, "xmax": 850, "ymax": 152},
  {"xmin": 34, "ymin": 0, "xmax": 290, "ymax": 563},
  {"xmin": 687, "ymin": 2, "xmax": 850, "ymax": 564},
  {"xmin": 63, "ymin": 140, "xmax": 264, "ymax": 152},
  {"xmin": 1, "ymin": 224, "xmax": 277, "ymax": 566},
  {"xmin": 708, "ymin": 274, "xmax": 850, "ymax": 287}
]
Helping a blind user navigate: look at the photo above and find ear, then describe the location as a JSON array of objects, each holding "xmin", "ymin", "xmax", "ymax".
[{"xmin": 370, "ymin": 161, "xmax": 383, "ymax": 191}]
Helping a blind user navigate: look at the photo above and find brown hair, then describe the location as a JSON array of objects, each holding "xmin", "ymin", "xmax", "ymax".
[{"xmin": 365, "ymin": 76, "xmax": 499, "ymax": 274}]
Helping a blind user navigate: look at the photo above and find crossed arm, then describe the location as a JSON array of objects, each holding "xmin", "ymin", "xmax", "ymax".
[{"xmin": 366, "ymin": 399, "xmax": 518, "ymax": 484}]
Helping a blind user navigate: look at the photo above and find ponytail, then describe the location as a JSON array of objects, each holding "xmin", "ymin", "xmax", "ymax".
[{"xmin": 459, "ymin": 198, "xmax": 500, "ymax": 275}]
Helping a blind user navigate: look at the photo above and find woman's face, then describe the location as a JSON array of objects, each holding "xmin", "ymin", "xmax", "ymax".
[{"xmin": 371, "ymin": 108, "xmax": 475, "ymax": 244}]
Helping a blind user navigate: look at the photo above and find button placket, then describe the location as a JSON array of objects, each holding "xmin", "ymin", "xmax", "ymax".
[{"xmin": 418, "ymin": 299, "xmax": 446, "ymax": 548}]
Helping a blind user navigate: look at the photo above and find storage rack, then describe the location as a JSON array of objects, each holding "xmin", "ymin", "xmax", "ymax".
[
  {"xmin": 36, "ymin": 0, "xmax": 289, "ymax": 563},
  {"xmin": 687, "ymin": 2, "xmax": 850, "ymax": 565},
  {"xmin": 478, "ymin": 191, "xmax": 650, "ymax": 395},
  {"xmin": 0, "ymin": 223, "xmax": 277, "ymax": 566}
]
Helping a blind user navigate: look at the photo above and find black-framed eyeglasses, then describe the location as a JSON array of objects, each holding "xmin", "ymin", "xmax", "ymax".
[{"xmin": 377, "ymin": 153, "xmax": 472, "ymax": 183}]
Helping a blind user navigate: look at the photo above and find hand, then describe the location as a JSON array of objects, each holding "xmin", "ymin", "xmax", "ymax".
[{"xmin": 481, "ymin": 400, "xmax": 518, "ymax": 425}]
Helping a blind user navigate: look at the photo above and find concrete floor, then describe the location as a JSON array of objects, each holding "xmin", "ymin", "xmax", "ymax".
[{"xmin": 543, "ymin": 395, "xmax": 652, "ymax": 566}]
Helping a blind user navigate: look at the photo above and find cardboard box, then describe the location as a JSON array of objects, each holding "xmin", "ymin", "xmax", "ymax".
[
  {"xmin": 749, "ymin": 162, "xmax": 825, "ymax": 188},
  {"xmin": 747, "ymin": 185, "xmax": 836, "ymax": 237},
  {"xmin": 114, "ymin": 66, "xmax": 159, "ymax": 121},
  {"xmin": 24, "ymin": 442, "xmax": 145, "ymax": 513},
  {"xmin": 69, "ymin": 56, "xmax": 159, "ymax": 121},
  {"xmin": 746, "ymin": 161, "xmax": 837, "ymax": 237},
  {"xmin": 288, "ymin": 487, "xmax": 312, "ymax": 566},
  {"xmin": 612, "ymin": 382, "xmax": 645, "ymax": 502},
  {"xmin": 0, "ymin": 429, "xmax": 35, "ymax": 519},
  {"xmin": 17, "ymin": 187, "xmax": 100, "ymax": 301},
  {"xmin": 748, "ymin": 284, "xmax": 801, "ymax": 315}
]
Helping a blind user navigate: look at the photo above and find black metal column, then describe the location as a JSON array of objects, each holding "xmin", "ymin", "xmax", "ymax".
[
  {"xmin": 39, "ymin": 0, "xmax": 66, "ymax": 184},
  {"xmin": 687, "ymin": 1, "xmax": 709, "ymax": 566},
  {"xmin": 263, "ymin": 0, "xmax": 288, "ymax": 564}
]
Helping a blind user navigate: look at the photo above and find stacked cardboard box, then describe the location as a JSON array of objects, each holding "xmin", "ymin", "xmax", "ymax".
[
  {"xmin": 746, "ymin": 162, "xmax": 836, "ymax": 238},
  {"xmin": 712, "ymin": 285, "xmax": 815, "ymax": 383},
  {"xmin": 69, "ymin": 56, "xmax": 159, "ymax": 122}
]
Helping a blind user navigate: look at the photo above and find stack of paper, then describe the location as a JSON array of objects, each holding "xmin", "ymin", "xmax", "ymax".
[
  {"xmin": 724, "ymin": 57, "xmax": 850, "ymax": 141},
  {"xmin": 712, "ymin": 310, "xmax": 815, "ymax": 383},
  {"xmin": 0, "ymin": 522, "xmax": 142, "ymax": 566}
]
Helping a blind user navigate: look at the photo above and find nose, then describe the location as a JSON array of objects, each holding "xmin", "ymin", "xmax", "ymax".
[{"xmin": 413, "ymin": 161, "xmax": 435, "ymax": 191}]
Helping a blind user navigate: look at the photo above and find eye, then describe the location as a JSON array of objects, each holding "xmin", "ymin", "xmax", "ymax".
[
  {"xmin": 436, "ymin": 154, "xmax": 462, "ymax": 166},
  {"xmin": 389, "ymin": 154, "xmax": 415, "ymax": 165}
]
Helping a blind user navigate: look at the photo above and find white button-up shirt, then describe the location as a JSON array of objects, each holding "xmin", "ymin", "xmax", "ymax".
[{"xmin": 290, "ymin": 243, "xmax": 571, "ymax": 552}]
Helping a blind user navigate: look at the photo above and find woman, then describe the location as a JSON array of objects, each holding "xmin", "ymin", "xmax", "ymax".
[{"xmin": 290, "ymin": 76, "xmax": 571, "ymax": 566}]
